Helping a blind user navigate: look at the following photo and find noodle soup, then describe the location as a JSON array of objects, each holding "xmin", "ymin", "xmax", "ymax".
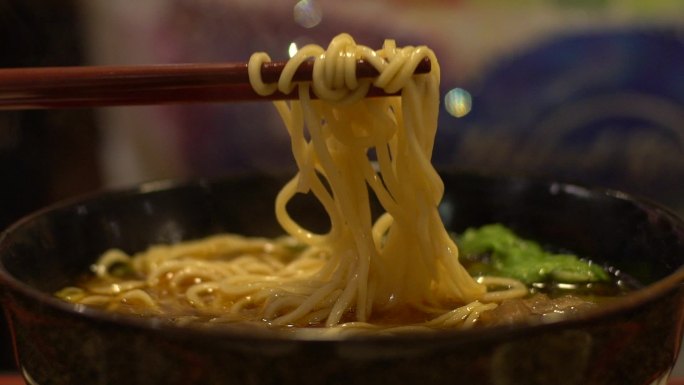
[
  {"xmin": 55, "ymin": 34, "xmax": 634, "ymax": 334},
  {"xmin": 2, "ymin": 171, "xmax": 682, "ymax": 385},
  {"xmin": 56, "ymin": 227, "xmax": 634, "ymax": 333}
]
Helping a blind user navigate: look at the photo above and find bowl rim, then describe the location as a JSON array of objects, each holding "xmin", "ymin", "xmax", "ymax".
[{"xmin": 0, "ymin": 172, "xmax": 682, "ymax": 343}]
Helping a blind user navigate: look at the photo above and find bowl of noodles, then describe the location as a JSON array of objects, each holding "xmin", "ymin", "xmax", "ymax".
[
  {"xmin": 0, "ymin": 34, "xmax": 683, "ymax": 385},
  {"xmin": 0, "ymin": 171, "xmax": 682, "ymax": 385}
]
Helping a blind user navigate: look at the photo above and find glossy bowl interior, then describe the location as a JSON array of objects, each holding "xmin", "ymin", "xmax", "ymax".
[{"xmin": 0, "ymin": 172, "xmax": 682, "ymax": 385}]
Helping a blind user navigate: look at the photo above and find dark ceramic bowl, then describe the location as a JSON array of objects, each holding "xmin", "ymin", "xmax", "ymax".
[{"xmin": 0, "ymin": 172, "xmax": 682, "ymax": 385}]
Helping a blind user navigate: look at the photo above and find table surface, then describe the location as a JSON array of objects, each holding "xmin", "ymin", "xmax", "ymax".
[{"xmin": 1, "ymin": 375, "xmax": 680, "ymax": 385}]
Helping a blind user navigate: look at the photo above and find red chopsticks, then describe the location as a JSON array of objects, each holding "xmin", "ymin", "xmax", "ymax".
[{"xmin": 0, "ymin": 58, "xmax": 430, "ymax": 109}]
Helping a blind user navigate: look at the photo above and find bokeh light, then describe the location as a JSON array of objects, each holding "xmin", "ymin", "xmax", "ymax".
[
  {"xmin": 293, "ymin": 0, "xmax": 322, "ymax": 29},
  {"xmin": 444, "ymin": 88, "xmax": 472, "ymax": 118},
  {"xmin": 288, "ymin": 42, "xmax": 299, "ymax": 58}
]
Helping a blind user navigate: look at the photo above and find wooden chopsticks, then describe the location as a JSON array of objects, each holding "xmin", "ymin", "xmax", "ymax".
[{"xmin": 0, "ymin": 58, "xmax": 431, "ymax": 110}]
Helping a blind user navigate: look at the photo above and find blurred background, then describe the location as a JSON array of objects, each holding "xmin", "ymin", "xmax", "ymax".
[{"xmin": 0, "ymin": 0, "xmax": 682, "ymax": 376}]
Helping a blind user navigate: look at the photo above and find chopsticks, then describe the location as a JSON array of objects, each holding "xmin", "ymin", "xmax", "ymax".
[{"xmin": 0, "ymin": 58, "xmax": 431, "ymax": 110}]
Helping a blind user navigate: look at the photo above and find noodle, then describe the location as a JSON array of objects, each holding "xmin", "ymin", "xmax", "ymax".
[{"xmin": 57, "ymin": 34, "xmax": 528, "ymax": 332}]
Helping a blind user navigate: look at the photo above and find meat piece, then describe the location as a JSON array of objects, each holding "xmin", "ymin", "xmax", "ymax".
[{"xmin": 479, "ymin": 294, "xmax": 596, "ymax": 327}]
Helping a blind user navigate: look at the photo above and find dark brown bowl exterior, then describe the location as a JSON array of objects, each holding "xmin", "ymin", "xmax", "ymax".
[{"xmin": 0, "ymin": 172, "xmax": 682, "ymax": 385}]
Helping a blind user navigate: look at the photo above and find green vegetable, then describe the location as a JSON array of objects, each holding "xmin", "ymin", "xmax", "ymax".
[{"xmin": 458, "ymin": 223, "xmax": 609, "ymax": 284}]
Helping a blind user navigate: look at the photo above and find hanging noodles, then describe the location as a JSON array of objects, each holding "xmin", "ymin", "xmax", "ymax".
[{"xmin": 57, "ymin": 34, "xmax": 527, "ymax": 333}]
